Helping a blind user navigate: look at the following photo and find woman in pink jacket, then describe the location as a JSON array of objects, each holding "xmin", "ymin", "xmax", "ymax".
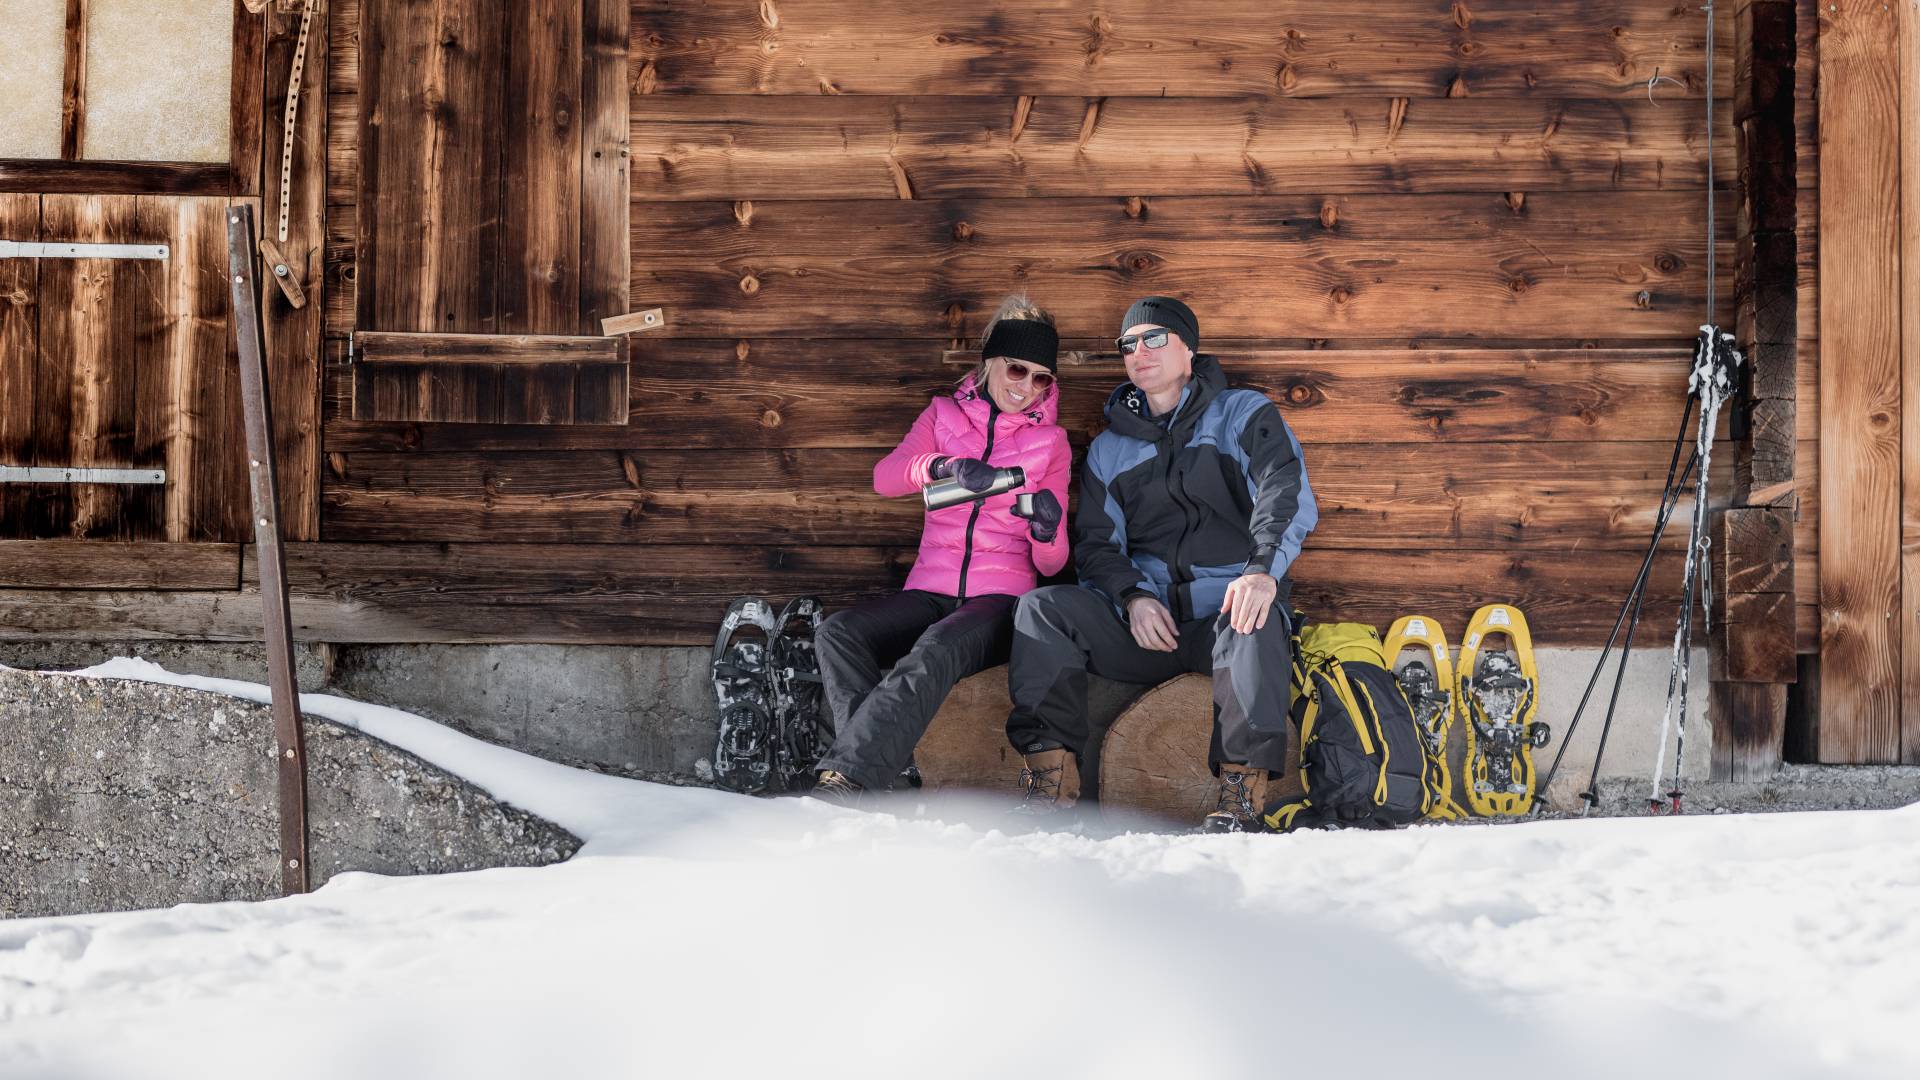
[{"xmin": 811, "ymin": 297, "xmax": 1071, "ymax": 805}]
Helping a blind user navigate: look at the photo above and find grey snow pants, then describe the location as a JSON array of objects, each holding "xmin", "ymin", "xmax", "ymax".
[{"xmin": 1005, "ymin": 584, "xmax": 1292, "ymax": 774}]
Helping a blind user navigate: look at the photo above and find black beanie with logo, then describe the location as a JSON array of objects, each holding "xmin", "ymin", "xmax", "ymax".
[{"xmin": 1120, "ymin": 296, "xmax": 1199, "ymax": 354}]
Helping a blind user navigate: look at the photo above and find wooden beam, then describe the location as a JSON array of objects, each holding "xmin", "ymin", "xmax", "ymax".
[
  {"xmin": 0, "ymin": 195, "xmax": 38, "ymax": 541},
  {"xmin": 1710, "ymin": 680, "xmax": 1788, "ymax": 781},
  {"xmin": 356, "ymin": 331, "xmax": 624, "ymax": 364},
  {"xmin": 630, "ymin": 96, "xmax": 1737, "ymax": 200},
  {"xmin": 631, "ymin": 0, "xmax": 1731, "ymax": 99},
  {"xmin": 348, "ymin": 333, "xmax": 630, "ymax": 425},
  {"xmin": 323, "ymin": 344, "xmax": 1717, "ymax": 451},
  {"xmin": 1902, "ymin": 0, "xmax": 1920, "ymax": 763},
  {"xmin": 318, "ymin": 443, "xmax": 1732, "ymax": 552},
  {"xmin": 579, "ymin": 0, "xmax": 630, "ymax": 334},
  {"xmin": 34, "ymin": 195, "xmax": 163, "ymax": 541},
  {"xmin": 0, "ymin": 161, "xmax": 238, "ymax": 196},
  {"xmin": 0, "ymin": 541, "xmax": 240, "ymax": 589},
  {"xmin": 145, "ymin": 196, "xmax": 250, "ymax": 543},
  {"xmin": 624, "ymin": 192, "xmax": 1735, "ymax": 341},
  {"xmin": 0, "ymin": 542, "xmax": 1696, "ymax": 648},
  {"xmin": 1715, "ymin": 506, "xmax": 1794, "ymax": 595},
  {"xmin": 1818, "ymin": 0, "xmax": 1902, "ymax": 763},
  {"xmin": 59, "ymin": 0, "xmax": 87, "ymax": 160},
  {"xmin": 499, "ymin": 0, "xmax": 583, "ymax": 334},
  {"xmin": 230, "ymin": 2, "xmax": 266, "ymax": 196}
]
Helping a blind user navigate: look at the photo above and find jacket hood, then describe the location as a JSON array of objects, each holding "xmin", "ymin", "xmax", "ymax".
[
  {"xmin": 956, "ymin": 369, "xmax": 1060, "ymax": 430},
  {"xmin": 1101, "ymin": 354, "xmax": 1227, "ymax": 441}
]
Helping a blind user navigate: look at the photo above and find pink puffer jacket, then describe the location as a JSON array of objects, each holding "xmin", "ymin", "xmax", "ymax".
[{"xmin": 875, "ymin": 372, "xmax": 1071, "ymax": 599}]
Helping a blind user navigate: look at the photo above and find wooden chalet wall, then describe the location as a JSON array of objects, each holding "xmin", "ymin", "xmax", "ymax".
[
  {"xmin": 305, "ymin": 0, "xmax": 1761, "ymax": 647},
  {"xmin": 4, "ymin": 0, "xmax": 1831, "ymax": 713}
]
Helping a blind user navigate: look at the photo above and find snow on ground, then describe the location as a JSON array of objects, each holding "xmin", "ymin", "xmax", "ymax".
[{"xmin": 1, "ymin": 659, "xmax": 1916, "ymax": 1079}]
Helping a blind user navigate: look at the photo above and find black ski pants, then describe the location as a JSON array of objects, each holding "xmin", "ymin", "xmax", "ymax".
[
  {"xmin": 1006, "ymin": 584, "xmax": 1291, "ymax": 773},
  {"xmin": 814, "ymin": 590, "xmax": 1016, "ymax": 791}
]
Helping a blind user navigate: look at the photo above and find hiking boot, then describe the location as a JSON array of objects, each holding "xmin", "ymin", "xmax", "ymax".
[
  {"xmin": 1201, "ymin": 766, "xmax": 1270, "ymax": 833},
  {"xmin": 810, "ymin": 770, "xmax": 866, "ymax": 808},
  {"xmin": 1009, "ymin": 748, "xmax": 1081, "ymax": 817}
]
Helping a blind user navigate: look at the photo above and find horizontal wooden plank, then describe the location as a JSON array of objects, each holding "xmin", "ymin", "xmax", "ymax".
[
  {"xmin": 632, "ymin": 96, "xmax": 1736, "ymax": 199},
  {"xmin": 323, "ymin": 343, "xmax": 1717, "ymax": 450},
  {"xmin": 356, "ymin": 332, "xmax": 625, "ymax": 364},
  {"xmin": 319, "ymin": 443, "xmax": 1732, "ymax": 552},
  {"xmin": 628, "ymin": 192, "xmax": 1735, "ymax": 339},
  {"xmin": 0, "ymin": 541, "xmax": 1694, "ymax": 646},
  {"xmin": 632, "ymin": 0, "xmax": 1731, "ymax": 98},
  {"xmin": 0, "ymin": 542, "xmax": 240, "ymax": 590},
  {"xmin": 351, "ymin": 361, "xmax": 631, "ymax": 426},
  {"xmin": 0, "ymin": 161, "xmax": 238, "ymax": 196}
]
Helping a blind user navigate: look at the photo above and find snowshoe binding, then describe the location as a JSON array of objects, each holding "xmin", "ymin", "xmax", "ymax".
[
  {"xmin": 1383, "ymin": 615, "xmax": 1467, "ymax": 821},
  {"xmin": 768, "ymin": 596, "xmax": 831, "ymax": 792},
  {"xmin": 711, "ymin": 596, "xmax": 781, "ymax": 794},
  {"xmin": 1456, "ymin": 604, "xmax": 1549, "ymax": 816}
]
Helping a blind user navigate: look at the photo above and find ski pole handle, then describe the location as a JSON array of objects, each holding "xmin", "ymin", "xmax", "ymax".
[{"xmin": 923, "ymin": 466, "xmax": 1026, "ymax": 510}]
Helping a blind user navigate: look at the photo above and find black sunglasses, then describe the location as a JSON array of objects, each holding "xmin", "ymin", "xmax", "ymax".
[
  {"xmin": 1116, "ymin": 329, "xmax": 1175, "ymax": 355},
  {"xmin": 997, "ymin": 359, "xmax": 1055, "ymax": 386}
]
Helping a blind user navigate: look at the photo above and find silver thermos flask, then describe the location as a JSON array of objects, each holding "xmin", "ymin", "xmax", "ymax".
[{"xmin": 923, "ymin": 465, "xmax": 1026, "ymax": 511}]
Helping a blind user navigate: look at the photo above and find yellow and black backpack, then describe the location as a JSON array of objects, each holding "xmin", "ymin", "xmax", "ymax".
[{"xmin": 1264, "ymin": 620, "xmax": 1437, "ymax": 832}]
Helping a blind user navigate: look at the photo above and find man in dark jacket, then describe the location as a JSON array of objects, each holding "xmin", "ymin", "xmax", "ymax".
[{"xmin": 1004, "ymin": 296, "xmax": 1316, "ymax": 831}]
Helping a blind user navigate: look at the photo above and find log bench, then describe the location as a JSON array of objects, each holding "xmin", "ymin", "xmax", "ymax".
[{"xmin": 915, "ymin": 668, "xmax": 1302, "ymax": 828}]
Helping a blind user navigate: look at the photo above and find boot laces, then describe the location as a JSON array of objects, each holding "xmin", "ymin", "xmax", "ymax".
[
  {"xmin": 815, "ymin": 771, "xmax": 861, "ymax": 799},
  {"xmin": 1018, "ymin": 764, "xmax": 1063, "ymax": 807},
  {"xmin": 1215, "ymin": 771, "xmax": 1256, "ymax": 822}
]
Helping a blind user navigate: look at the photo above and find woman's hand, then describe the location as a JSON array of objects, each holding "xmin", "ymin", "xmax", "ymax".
[
  {"xmin": 1012, "ymin": 490, "xmax": 1063, "ymax": 542},
  {"xmin": 931, "ymin": 456, "xmax": 997, "ymax": 492},
  {"xmin": 1126, "ymin": 595, "xmax": 1180, "ymax": 652},
  {"xmin": 1220, "ymin": 573, "xmax": 1278, "ymax": 635}
]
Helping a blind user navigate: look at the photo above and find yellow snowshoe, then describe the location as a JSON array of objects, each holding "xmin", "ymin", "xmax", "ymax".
[
  {"xmin": 1457, "ymin": 604, "xmax": 1549, "ymax": 816},
  {"xmin": 1383, "ymin": 615, "xmax": 1466, "ymax": 821}
]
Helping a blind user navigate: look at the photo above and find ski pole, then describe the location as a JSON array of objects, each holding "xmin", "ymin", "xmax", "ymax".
[
  {"xmin": 1532, "ymin": 394, "xmax": 1698, "ymax": 813},
  {"xmin": 1576, "ymin": 449, "xmax": 1697, "ymax": 815}
]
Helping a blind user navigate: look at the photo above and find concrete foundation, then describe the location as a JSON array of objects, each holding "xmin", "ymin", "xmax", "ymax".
[
  {"xmin": 1, "ymin": 639, "xmax": 1717, "ymax": 799},
  {"xmin": 0, "ymin": 667, "xmax": 580, "ymax": 920},
  {"xmin": 1528, "ymin": 646, "xmax": 1713, "ymax": 809}
]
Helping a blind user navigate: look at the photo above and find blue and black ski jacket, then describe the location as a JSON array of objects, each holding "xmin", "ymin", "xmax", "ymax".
[{"xmin": 1075, "ymin": 355, "xmax": 1317, "ymax": 623}]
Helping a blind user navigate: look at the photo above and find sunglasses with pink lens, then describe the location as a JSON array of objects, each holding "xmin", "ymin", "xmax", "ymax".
[{"xmin": 998, "ymin": 359, "xmax": 1054, "ymax": 387}]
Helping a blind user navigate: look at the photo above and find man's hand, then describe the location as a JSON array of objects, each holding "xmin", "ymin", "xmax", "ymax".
[
  {"xmin": 1126, "ymin": 595, "xmax": 1180, "ymax": 652},
  {"xmin": 1221, "ymin": 572, "xmax": 1278, "ymax": 635}
]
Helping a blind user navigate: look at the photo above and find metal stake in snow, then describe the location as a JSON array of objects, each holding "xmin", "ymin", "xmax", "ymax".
[{"xmin": 1648, "ymin": 326, "xmax": 1740, "ymax": 813}]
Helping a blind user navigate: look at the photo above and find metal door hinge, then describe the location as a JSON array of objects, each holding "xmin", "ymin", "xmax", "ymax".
[
  {"xmin": 0, "ymin": 466, "xmax": 166, "ymax": 484},
  {"xmin": 0, "ymin": 241, "xmax": 169, "ymax": 260}
]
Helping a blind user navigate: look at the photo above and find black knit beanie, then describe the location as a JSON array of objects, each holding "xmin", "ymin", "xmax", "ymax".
[
  {"xmin": 1120, "ymin": 296, "xmax": 1199, "ymax": 354},
  {"xmin": 982, "ymin": 318, "xmax": 1061, "ymax": 373}
]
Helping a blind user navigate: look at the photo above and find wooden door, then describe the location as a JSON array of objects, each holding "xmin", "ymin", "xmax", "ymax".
[{"xmin": 0, "ymin": 193, "xmax": 247, "ymax": 545}]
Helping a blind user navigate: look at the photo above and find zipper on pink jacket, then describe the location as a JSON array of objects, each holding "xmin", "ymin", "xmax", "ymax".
[{"xmin": 954, "ymin": 398, "xmax": 1001, "ymax": 602}]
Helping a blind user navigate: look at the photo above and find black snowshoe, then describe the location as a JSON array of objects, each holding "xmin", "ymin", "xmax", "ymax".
[{"xmin": 710, "ymin": 595, "xmax": 832, "ymax": 795}]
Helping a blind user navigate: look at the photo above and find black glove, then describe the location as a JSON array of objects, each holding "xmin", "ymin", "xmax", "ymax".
[
  {"xmin": 930, "ymin": 456, "xmax": 997, "ymax": 493},
  {"xmin": 1013, "ymin": 489, "xmax": 1063, "ymax": 543}
]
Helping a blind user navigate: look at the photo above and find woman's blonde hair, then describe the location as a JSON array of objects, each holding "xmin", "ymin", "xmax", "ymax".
[{"xmin": 962, "ymin": 294, "xmax": 1077, "ymax": 388}]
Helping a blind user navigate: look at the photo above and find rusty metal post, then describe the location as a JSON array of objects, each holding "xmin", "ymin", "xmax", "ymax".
[{"xmin": 225, "ymin": 201, "xmax": 310, "ymax": 895}]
